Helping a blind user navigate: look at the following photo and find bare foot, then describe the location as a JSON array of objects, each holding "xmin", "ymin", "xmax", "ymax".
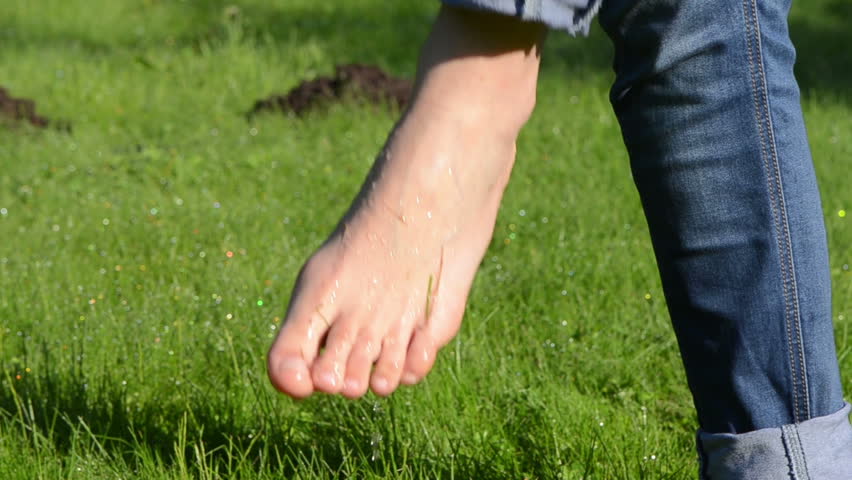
[{"xmin": 267, "ymin": 5, "xmax": 545, "ymax": 399}]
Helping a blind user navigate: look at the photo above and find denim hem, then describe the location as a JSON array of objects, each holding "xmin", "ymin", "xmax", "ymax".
[
  {"xmin": 440, "ymin": 0, "xmax": 602, "ymax": 36},
  {"xmin": 697, "ymin": 402, "xmax": 852, "ymax": 479}
]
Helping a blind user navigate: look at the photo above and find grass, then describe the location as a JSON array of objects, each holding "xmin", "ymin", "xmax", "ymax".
[{"xmin": 1, "ymin": 0, "xmax": 850, "ymax": 478}]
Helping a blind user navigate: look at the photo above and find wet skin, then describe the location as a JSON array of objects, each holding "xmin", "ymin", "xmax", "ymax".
[{"xmin": 267, "ymin": 5, "xmax": 547, "ymax": 399}]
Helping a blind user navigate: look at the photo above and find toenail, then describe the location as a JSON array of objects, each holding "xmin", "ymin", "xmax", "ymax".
[
  {"xmin": 372, "ymin": 376, "xmax": 388, "ymax": 392},
  {"xmin": 401, "ymin": 372, "xmax": 419, "ymax": 385},
  {"xmin": 278, "ymin": 357, "xmax": 305, "ymax": 378},
  {"xmin": 344, "ymin": 378, "xmax": 360, "ymax": 392},
  {"xmin": 318, "ymin": 371, "xmax": 338, "ymax": 388}
]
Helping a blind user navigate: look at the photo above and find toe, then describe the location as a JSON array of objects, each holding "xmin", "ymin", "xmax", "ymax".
[
  {"xmin": 401, "ymin": 329, "xmax": 438, "ymax": 385},
  {"xmin": 370, "ymin": 330, "xmax": 409, "ymax": 397},
  {"xmin": 267, "ymin": 302, "xmax": 334, "ymax": 399},
  {"xmin": 311, "ymin": 320, "xmax": 358, "ymax": 394},
  {"xmin": 341, "ymin": 334, "xmax": 381, "ymax": 399},
  {"xmin": 267, "ymin": 354, "xmax": 313, "ymax": 399}
]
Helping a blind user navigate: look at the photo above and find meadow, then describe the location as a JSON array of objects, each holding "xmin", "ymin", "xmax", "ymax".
[{"xmin": 1, "ymin": 0, "xmax": 850, "ymax": 478}]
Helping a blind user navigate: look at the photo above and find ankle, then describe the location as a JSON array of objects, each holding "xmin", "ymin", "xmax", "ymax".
[
  {"xmin": 407, "ymin": 5, "xmax": 546, "ymax": 139},
  {"xmin": 409, "ymin": 69, "xmax": 537, "ymax": 141}
]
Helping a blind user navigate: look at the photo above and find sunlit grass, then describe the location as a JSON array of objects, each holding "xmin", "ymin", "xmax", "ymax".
[{"xmin": 1, "ymin": 0, "xmax": 850, "ymax": 478}]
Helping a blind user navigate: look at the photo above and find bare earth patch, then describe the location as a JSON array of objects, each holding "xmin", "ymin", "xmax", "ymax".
[
  {"xmin": 0, "ymin": 87, "xmax": 69, "ymax": 131},
  {"xmin": 248, "ymin": 64, "xmax": 412, "ymax": 117}
]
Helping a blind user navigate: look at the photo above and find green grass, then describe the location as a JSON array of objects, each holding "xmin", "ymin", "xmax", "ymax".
[{"xmin": 1, "ymin": 0, "xmax": 850, "ymax": 478}]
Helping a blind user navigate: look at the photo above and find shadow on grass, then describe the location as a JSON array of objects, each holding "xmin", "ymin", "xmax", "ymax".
[
  {"xmin": 0, "ymin": 343, "xmax": 523, "ymax": 478},
  {"xmin": 226, "ymin": 1, "xmax": 851, "ymax": 100},
  {"xmin": 789, "ymin": 0, "xmax": 852, "ymax": 101},
  {"xmin": 5, "ymin": 0, "xmax": 847, "ymax": 101},
  {"xmin": 0, "ymin": 1, "xmax": 613, "ymax": 78}
]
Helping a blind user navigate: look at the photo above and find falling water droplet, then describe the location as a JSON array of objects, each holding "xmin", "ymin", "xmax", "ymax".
[{"xmin": 370, "ymin": 432, "xmax": 383, "ymax": 461}]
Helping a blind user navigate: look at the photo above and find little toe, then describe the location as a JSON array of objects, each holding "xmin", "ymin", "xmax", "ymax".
[
  {"xmin": 370, "ymin": 333, "xmax": 409, "ymax": 397},
  {"xmin": 401, "ymin": 329, "xmax": 438, "ymax": 385},
  {"xmin": 342, "ymin": 335, "xmax": 381, "ymax": 399}
]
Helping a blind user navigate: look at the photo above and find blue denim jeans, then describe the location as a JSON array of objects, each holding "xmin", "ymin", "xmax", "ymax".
[{"xmin": 442, "ymin": 0, "xmax": 852, "ymax": 477}]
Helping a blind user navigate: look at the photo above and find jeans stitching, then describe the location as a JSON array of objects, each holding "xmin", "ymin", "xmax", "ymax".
[
  {"xmin": 742, "ymin": 0, "xmax": 810, "ymax": 423},
  {"xmin": 793, "ymin": 425, "xmax": 811, "ymax": 477},
  {"xmin": 751, "ymin": 0, "xmax": 811, "ymax": 421},
  {"xmin": 573, "ymin": 0, "xmax": 603, "ymax": 34},
  {"xmin": 782, "ymin": 424, "xmax": 812, "ymax": 479}
]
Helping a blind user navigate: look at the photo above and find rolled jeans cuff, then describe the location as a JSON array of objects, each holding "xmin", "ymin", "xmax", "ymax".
[
  {"xmin": 440, "ymin": 0, "xmax": 602, "ymax": 35},
  {"xmin": 697, "ymin": 402, "xmax": 852, "ymax": 479}
]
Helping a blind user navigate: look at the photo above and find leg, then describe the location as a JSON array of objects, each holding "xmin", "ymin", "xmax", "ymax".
[
  {"xmin": 267, "ymin": 5, "xmax": 546, "ymax": 399},
  {"xmin": 599, "ymin": 0, "xmax": 852, "ymax": 476}
]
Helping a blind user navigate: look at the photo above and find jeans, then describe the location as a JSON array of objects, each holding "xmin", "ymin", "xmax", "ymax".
[{"xmin": 442, "ymin": 0, "xmax": 852, "ymax": 477}]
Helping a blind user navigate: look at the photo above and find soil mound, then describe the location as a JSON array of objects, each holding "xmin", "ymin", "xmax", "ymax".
[
  {"xmin": 249, "ymin": 64, "xmax": 412, "ymax": 117},
  {"xmin": 0, "ymin": 87, "xmax": 53, "ymax": 129}
]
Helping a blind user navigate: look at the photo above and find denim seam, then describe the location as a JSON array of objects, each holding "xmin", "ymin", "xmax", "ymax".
[
  {"xmin": 781, "ymin": 424, "xmax": 812, "ymax": 480},
  {"xmin": 520, "ymin": 0, "xmax": 601, "ymax": 34},
  {"xmin": 742, "ymin": 0, "xmax": 810, "ymax": 423},
  {"xmin": 574, "ymin": 0, "xmax": 603, "ymax": 38}
]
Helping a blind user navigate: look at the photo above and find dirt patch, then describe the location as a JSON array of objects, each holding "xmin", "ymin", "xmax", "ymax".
[
  {"xmin": 249, "ymin": 64, "xmax": 413, "ymax": 118},
  {"xmin": 0, "ymin": 87, "xmax": 63, "ymax": 130}
]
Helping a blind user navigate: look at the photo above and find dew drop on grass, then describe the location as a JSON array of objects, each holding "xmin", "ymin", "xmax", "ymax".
[{"xmin": 370, "ymin": 432, "xmax": 383, "ymax": 462}]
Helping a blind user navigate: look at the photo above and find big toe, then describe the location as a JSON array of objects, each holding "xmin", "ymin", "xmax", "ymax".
[
  {"xmin": 267, "ymin": 289, "xmax": 335, "ymax": 398},
  {"xmin": 268, "ymin": 354, "xmax": 314, "ymax": 399}
]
